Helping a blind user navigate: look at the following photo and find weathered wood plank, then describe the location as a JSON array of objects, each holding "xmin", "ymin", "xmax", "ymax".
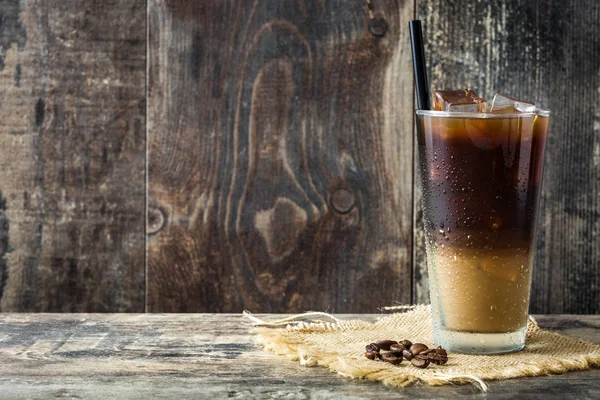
[
  {"xmin": 415, "ymin": 0, "xmax": 600, "ymax": 312},
  {"xmin": 0, "ymin": 314, "xmax": 599, "ymax": 399},
  {"xmin": 2, "ymin": 372, "xmax": 600, "ymax": 400},
  {"xmin": 147, "ymin": 0, "xmax": 415, "ymax": 312},
  {"xmin": 0, "ymin": 0, "xmax": 146, "ymax": 311}
]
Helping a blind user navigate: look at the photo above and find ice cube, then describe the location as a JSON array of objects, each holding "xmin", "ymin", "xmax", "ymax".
[
  {"xmin": 489, "ymin": 93, "xmax": 536, "ymax": 113},
  {"xmin": 476, "ymin": 251, "xmax": 529, "ymax": 283},
  {"xmin": 433, "ymin": 89, "xmax": 487, "ymax": 112}
]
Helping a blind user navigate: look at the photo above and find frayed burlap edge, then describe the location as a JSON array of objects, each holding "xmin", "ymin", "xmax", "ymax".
[{"xmin": 244, "ymin": 307, "xmax": 600, "ymax": 391}]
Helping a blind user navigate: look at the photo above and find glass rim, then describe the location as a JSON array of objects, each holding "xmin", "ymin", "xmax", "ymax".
[{"xmin": 415, "ymin": 109, "xmax": 551, "ymax": 118}]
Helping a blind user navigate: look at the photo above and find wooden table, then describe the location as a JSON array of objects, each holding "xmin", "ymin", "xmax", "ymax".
[{"xmin": 1, "ymin": 314, "xmax": 599, "ymax": 399}]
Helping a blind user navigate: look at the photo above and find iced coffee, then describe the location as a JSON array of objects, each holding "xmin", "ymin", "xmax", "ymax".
[{"xmin": 417, "ymin": 90, "xmax": 550, "ymax": 353}]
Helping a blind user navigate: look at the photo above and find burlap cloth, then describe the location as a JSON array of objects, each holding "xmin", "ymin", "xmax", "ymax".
[{"xmin": 245, "ymin": 306, "xmax": 600, "ymax": 391}]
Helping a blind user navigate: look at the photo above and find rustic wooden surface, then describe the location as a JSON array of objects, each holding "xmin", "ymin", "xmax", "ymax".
[
  {"xmin": 0, "ymin": 0, "xmax": 146, "ymax": 311},
  {"xmin": 0, "ymin": 0, "xmax": 598, "ymax": 314},
  {"xmin": 0, "ymin": 314, "xmax": 599, "ymax": 399},
  {"xmin": 415, "ymin": 0, "xmax": 600, "ymax": 312},
  {"xmin": 147, "ymin": 0, "xmax": 415, "ymax": 313}
]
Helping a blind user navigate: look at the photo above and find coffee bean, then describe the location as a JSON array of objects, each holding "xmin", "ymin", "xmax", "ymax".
[
  {"xmin": 390, "ymin": 343, "xmax": 407, "ymax": 352},
  {"xmin": 375, "ymin": 340, "xmax": 398, "ymax": 351},
  {"xmin": 363, "ymin": 341, "xmax": 448, "ymax": 368},
  {"xmin": 380, "ymin": 352, "xmax": 403, "ymax": 365},
  {"xmin": 427, "ymin": 347, "xmax": 448, "ymax": 365},
  {"xmin": 365, "ymin": 343, "xmax": 380, "ymax": 353},
  {"xmin": 411, "ymin": 357, "xmax": 430, "ymax": 368},
  {"xmin": 409, "ymin": 343, "xmax": 429, "ymax": 356},
  {"xmin": 387, "ymin": 357, "xmax": 403, "ymax": 365},
  {"xmin": 428, "ymin": 354, "xmax": 447, "ymax": 365}
]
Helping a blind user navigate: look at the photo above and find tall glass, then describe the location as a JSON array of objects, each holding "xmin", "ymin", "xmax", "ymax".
[{"xmin": 416, "ymin": 109, "xmax": 550, "ymax": 354}]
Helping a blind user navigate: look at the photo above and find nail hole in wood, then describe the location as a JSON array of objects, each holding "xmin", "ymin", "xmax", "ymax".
[
  {"xmin": 369, "ymin": 18, "xmax": 387, "ymax": 37},
  {"xmin": 147, "ymin": 207, "xmax": 166, "ymax": 235},
  {"xmin": 331, "ymin": 188, "xmax": 355, "ymax": 214}
]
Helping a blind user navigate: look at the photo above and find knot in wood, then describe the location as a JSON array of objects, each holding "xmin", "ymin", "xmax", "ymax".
[
  {"xmin": 147, "ymin": 207, "xmax": 166, "ymax": 235},
  {"xmin": 331, "ymin": 188, "xmax": 355, "ymax": 214},
  {"xmin": 368, "ymin": 18, "xmax": 387, "ymax": 37}
]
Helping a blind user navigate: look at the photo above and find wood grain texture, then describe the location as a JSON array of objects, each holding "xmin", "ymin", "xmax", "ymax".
[
  {"xmin": 0, "ymin": 0, "xmax": 146, "ymax": 311},
  {"xmin": 147, "ymin": 0, "xmax": 415, "ymax": 313},
  {"xmin": 0, "ymin": 314, "xmax": 599, "ymax": 399},
  {"xmin": 415, "ymin": 0, "xmax": 600, "ymax": 312}
]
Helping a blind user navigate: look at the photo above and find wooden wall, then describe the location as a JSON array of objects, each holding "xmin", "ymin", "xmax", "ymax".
[
  {"xmin": 0, "ymin": 0, "xmax": 146, "ymax": 312},
  {"xmin": 146, "ymin": 0, "xmax": 414, "ymax": 312},
  {"xmin": 0, "ymin": 0, "xmax": 598, "ymax": 313}
]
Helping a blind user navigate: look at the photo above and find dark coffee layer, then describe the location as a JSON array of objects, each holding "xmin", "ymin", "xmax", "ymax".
[{"xmin": 418, "ymin": 114, "xmax": 549, "ymax": 251}]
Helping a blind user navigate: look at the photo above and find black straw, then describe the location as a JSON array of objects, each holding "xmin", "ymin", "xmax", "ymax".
[{"xmin": 409, "ymin": 20, "xmax": 430, "ymax": 110}]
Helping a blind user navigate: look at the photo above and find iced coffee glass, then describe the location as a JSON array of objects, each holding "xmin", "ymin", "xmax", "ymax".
[{"xmin": 416, "ymin": 109, "xmax": 550, "ymax": 354}]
